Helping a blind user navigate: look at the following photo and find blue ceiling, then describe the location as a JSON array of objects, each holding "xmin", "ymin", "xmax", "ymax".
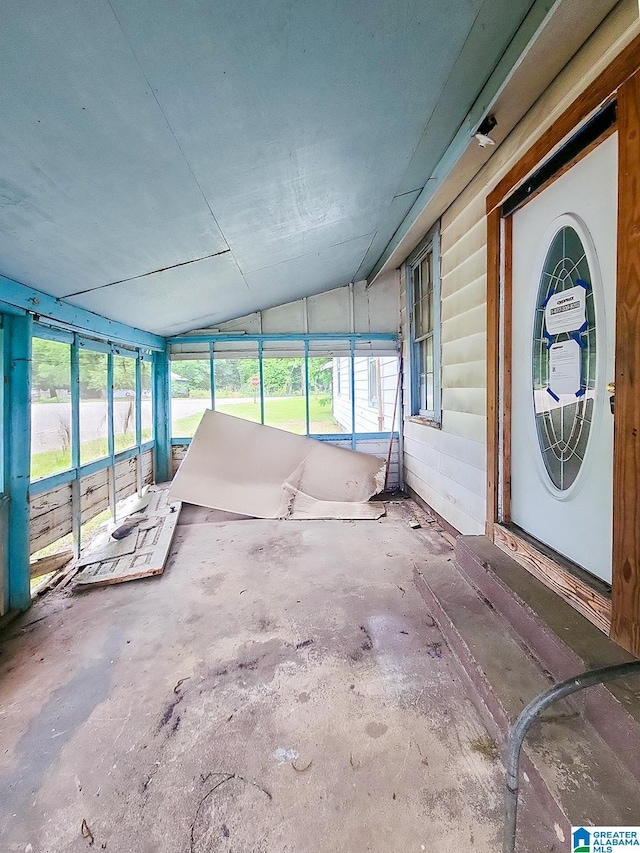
[{"xmin": 0, "ymin": 0, "xmax": 536, "ymax": 335}]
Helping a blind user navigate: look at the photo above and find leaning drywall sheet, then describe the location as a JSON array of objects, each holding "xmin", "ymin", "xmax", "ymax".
[
  {"xmin": 286, "ymin": 489, "xmax": 385, "ymax": 520},
  {"xmin": 168, "ymin": 410, "xmax": 386, "ymax": 519}
]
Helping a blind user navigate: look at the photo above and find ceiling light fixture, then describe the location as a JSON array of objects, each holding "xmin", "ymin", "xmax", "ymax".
[{"xmin": 475, "ymin": 115, "xmax": 497, "ymax": 148}]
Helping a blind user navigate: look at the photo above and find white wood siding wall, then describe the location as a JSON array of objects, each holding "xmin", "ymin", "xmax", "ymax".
[
  {"xmin": 400, "ymin": 0, "xmax": 640, "ymax": 535},
  {"xmin": 333, "ymin": 357, "xmax": 399, "ymax": 433},
  {"xmin": 401, "ymin": 236, "xmax": 487, "ymax": 534},
  {"xmin": 332, "ymin": 357, "xmax": 352, "ymax": 430}
]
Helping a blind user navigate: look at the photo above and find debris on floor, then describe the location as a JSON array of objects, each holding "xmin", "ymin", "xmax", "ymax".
[
  {"xmin": 72, "ymin": 486, "xmax": 181, "ymax": 591},
  {"xmin": 29, "ymin": 548, "xmax": 74, "ymax": 580},
  {"xmin": 168, "ymin": 410, "xmax": 386, "ymax": 520}
]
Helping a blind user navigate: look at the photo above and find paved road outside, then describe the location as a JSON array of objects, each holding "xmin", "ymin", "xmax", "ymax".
[
  {"xmin": 31, "ymin": 400, "xmax": 154, "ymax": 453},
  {"xmin": 31, "ymin": 398, "xmax": 292, "ymax": 452}
]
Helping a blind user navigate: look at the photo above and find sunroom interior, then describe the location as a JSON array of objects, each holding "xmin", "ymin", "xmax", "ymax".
[{"xmin": 2, "ymin": 0, "xmax": 640, "ymax": 850}]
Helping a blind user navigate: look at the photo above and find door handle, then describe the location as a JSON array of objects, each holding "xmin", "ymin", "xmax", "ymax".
[{"xmin": 607, "ymin": 381, "xmax": 615, "ymax": 415}]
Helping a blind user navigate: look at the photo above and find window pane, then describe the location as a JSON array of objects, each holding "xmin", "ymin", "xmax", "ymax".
[
  {"xmin": 307, "ymin": 356, "xmax": 341, "ymax": 434},
  {"xmin": 423, "ymin": 338, "xmax": 434, "ymax": 413},
  {"xmin": 263, "ymin": 357, "xmax": 306, "ymax": 434},
  {"xmin": 113, "ymin": 354, "xmax": 137, "ymax": 452},
  {"xmin": 368, "ymin": 359, "xmax": 379, "ymax": 407},
  {"xmin": 141, "ymin": 359, "xmax": 153, "ymax": 443},
  {"xmin": 421, "ymin": 252, "xmax": 432, "ymax": 288},
  {"xmin": 414, "ymin": 251, "xmax": 434, "ymax": 339},
  {"xmin": 355, "ymin": 356, "xmax": 399, "ymax": 432},
  {"xmin": 171, "ymin": 359, "xmax": 211, "ymax": 437},
  {"xmin": 79, "ymin": 349, "xmax": 108, "ymax": 464},
  {"xmin": 331, "ymin": 357, "xmax": 353, "ymax": 433},
  {"xmin": 413, "ymin": 264, "xmax": 421, "ymax": 301},
  {"xmin": 213, "ymin": 357, "xmax": 262, "ymax": 423},
  {"xmin": 31, "ymin": 338, "xmax": 72, "ymax": 480}
]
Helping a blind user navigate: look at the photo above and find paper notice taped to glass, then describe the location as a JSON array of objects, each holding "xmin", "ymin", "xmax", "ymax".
[
  {"xmin": 544, "ymin": 285, "xmax": 586, "ymax": 335},
  {"xmin": 549, "ymin": 339, "xmax": 581, "ymax": 396}
]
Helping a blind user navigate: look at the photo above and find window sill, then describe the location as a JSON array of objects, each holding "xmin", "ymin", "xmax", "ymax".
[{"xmin": 407, "ymin": 415, "xmax": 442, "ymax": 430}]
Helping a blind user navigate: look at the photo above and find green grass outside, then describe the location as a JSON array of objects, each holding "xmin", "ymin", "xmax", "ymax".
[
  {"xmin": 31, "ymin": 428, "xmax": 153, "ymax": 481},
  {"xmin": 172, "ymin": 394, "xmax": 343, "ymax": 437}
]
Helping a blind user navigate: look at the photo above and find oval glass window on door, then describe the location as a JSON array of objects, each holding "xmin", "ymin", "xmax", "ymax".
[{"xmin": 532, "ymin": 224, "xmax": 596, "ymax": 491}]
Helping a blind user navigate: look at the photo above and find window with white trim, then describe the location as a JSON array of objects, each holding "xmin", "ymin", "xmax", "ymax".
[
  {"xmin": 368, "ymin": 358, "xmax": 379, "ymax": 408},
  {"xmin": 408, "ymin": 225, "xmax": 441, "ymax": 420}
]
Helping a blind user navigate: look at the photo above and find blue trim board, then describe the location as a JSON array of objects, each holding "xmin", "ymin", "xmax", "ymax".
[
  {"xmin": 70, "ymin": 335, "xmax": 82, "ymax": 557},
  {"xmin": 169, "ymin": 333, "xmax": 398, "ymax": 344},
  {"xmin": 29, "ymin": 442, "xmax": 156, "ymax": 496},
  {"xmin": 304, "ymin": 340, "xmax": 310, "ymax": 436},
  {"xmin": 171, "ymin": 432, "xmax": 398, "ymax": 446},
  {"xmin": 350, "ymin": 339, "xmax": 357, "ymax": 450},
  {"xmin": 153, "ymin": 348, "xmax": 171, "ymax": 483},
  {"xmin": 135, "ymin": 357, "xmax": 142, "ymax": 448},
  {"xmin": 0, "ymin": 273, "xmax": 164, "ymax": 351},
  {"xmin": 7, "ymin": 313, "xmax": 33, "ymax": 612},
  {"xmin": 258, "ymin": 341, "xmax": 265, "ymax": 424}
]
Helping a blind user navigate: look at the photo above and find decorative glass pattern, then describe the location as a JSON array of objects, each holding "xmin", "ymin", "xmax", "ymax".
[{"xmin": 532, "ymin": 225, "xmax": 596, "ymax": 491}]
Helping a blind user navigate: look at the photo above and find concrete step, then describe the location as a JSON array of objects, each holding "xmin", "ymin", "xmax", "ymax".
[
  {"xmin": 456, "ymin": 535, "xmax": 640, "ymax": 786},
  {"xmin": 413, "ymin": 550, "xmax": 640, "ymax": 843}
]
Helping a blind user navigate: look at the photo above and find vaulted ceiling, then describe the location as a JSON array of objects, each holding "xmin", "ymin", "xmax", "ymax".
[{"xmin": 0, "ymin": 0, "xmax": 608, "ymax": 335}]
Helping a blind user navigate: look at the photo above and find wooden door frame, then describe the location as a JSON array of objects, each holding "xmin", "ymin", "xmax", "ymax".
[{"xmin": 485, "ymin": 33, "xmax": 640, "ymax": 655}]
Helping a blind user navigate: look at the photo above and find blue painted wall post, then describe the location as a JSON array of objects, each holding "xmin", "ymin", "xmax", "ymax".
[
  {"xmin": 7, "ymin": 313, "xmax": 33, "ymax": 612},
  {"xmin": 304, "ymin": 340, "xmax": 310, "ymax": 437},
  {"xmin": 350, "ymin": 339, "xmax": 356, "ymax": 450},
  {"xmin": 258, "ymin": 341, "xmax": 265, "ymax": 424},
  {"xmin": 70, "ymin": 338, "xmax": 81, "ymax": 556},
  {"xmin": 153, "ymin": 347, "xmax": 171, "ymax": 483}
]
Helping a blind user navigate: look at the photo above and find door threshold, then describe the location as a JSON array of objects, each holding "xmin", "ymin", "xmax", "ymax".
[{"xmin": 492, "ymin": 523, "xmax": 611, "ymax": 634}]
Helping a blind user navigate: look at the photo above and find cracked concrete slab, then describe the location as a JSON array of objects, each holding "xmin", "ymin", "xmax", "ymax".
[{"xmin": 0, "ymin": 502, "xmax": 557, "ymax": 852}]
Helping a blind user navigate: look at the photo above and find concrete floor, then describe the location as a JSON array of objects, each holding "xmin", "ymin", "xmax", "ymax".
[{"xmin": 0, "ymin": 502, "xmax": 556, "ymax": 852}]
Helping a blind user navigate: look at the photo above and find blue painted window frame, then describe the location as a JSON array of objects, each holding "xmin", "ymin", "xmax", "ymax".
[
  {"xmin": 168, "ymin": 333, "xmax": 399, "ymax": 446},
  {"xmin": 406, "ymin": 223, "xmax": 442, "ymax": 422},
  {"xmin": 30, "ymin": 323, "xmax": 155, "ymax": 494}
]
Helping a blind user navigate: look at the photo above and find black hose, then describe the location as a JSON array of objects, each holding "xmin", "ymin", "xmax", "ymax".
[{"xmin": 504, "ymin": 660, "xmax": 640, "ymax": 853}]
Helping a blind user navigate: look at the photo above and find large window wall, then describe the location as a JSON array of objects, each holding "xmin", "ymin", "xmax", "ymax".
[
  {"xmin": 169, "ymin": 336, "xmax": 399, "ymax": 443},
  {"xmin": 30, "ymin": 327, "xmax": 155, "ymax": 485}
]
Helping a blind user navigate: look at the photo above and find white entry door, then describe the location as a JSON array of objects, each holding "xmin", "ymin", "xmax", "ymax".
[{"xmin": 510, "ymin": 133, "xmax": 617, "ymax": 583}]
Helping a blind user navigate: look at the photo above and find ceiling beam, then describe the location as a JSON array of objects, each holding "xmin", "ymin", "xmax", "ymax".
[{"xmin": 0, "ymin": 274, "xmax": 165, "ymax": 350}]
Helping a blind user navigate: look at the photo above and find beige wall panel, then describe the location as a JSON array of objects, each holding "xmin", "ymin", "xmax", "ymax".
[
  {"xmin": 441, "ymin": 250, "xmax": 486, "ymax": 298},
  {"xmin": 441, "ymin": 275, "xmax": 486, "ymax": 323},
  {"xmin": 403, "ymin": 457, "xmax": 485, "ymax": 534},
  {"xmin": 442, "ymin": 386, "xmax": 486, "ymax": 417},
  {"xmin": 441, "ymin": 193, "xmax": 486, "ymax": 248},
  {"xmin": 404, "ymin": 420, "xmax": 485, "ymax": 471},
  {"xmin": 441, "ymin": 410, "xmax": 486, "ymax": 443},
  {"xmin": 262, "ymin": 300, "xmax": 305, "ymax": 334},
  {"xmin": 441, "ymin": 333, "xmax": 486, "ymax": 368},
  {"xmin": 441, "ymin": 304, "xmax": 485, "ymax": 346},
  {"xmin": 441, "ymin": 242, "xmax": 486, "ymax": 282},
  {"xmin": 440, "ymin": 219, "xmax": 487, "ymax": 276},
  {"xmin": 441, "ymin": 359, "xmax": 486, "ymax": 390}
]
